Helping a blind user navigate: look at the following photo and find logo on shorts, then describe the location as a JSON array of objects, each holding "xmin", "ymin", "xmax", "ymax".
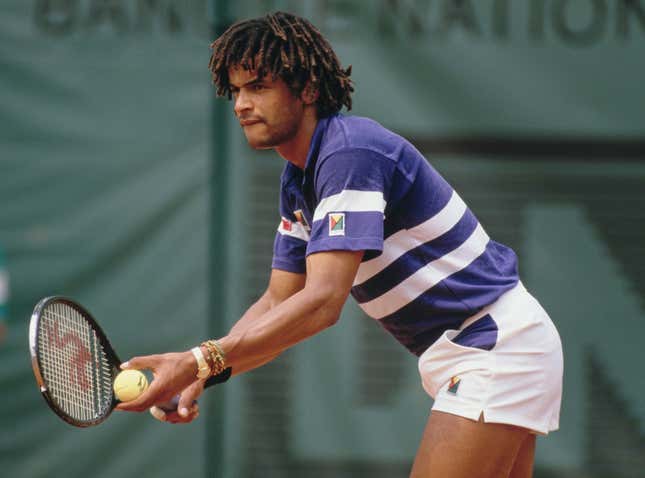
[
  {"xmin": 448, "ymin": 376, "xmax": 461, "ymax": 395},
  {"xmin": 328, "ymin": 213, "xmax": 345, "ymax": 236}
]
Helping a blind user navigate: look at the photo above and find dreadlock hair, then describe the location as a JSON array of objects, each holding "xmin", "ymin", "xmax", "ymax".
[{"xmin": 208, "ymin": 11, "xmax": 353, "ymax": 118}]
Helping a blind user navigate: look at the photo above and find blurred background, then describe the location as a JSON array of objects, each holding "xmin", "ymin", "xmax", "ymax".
[{"xmin": 1, "ymin": 1, "xmax": 644, "ymax": 477}]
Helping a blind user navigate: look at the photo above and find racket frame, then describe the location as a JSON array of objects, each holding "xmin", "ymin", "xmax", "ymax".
[{"xmin": 29, "ymin": 296, "xmax": 122, "ymax": 427}]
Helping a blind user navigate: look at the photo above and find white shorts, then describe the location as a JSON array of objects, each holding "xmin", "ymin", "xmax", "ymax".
[{"xmin": 418, "ymin": 282, "xmax": 563, "ymax": 435}]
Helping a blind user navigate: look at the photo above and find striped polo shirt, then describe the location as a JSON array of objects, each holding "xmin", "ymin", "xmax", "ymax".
[{"xmin": 272, "ymin": 114, "xmax": 518, "ymax": 356}]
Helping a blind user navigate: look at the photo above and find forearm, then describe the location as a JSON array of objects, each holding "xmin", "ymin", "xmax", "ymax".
[
  {"xmin": 117, "ymin": 253, "xmax": 359, "ymax": 414},
  {"xmin": 219, "ymin": 285, "xmax": 342, "ymax": 374},
  {"xmin": 224, "ymin": 287, "xmax": 290, "ymax": 375},
  {"xmin": 227, "ymin": 293, "xmax": 280, "ymax": 374},
  {"xmin": 217, "ymin": 270, "xmax": 306, "ymax": 374},
  {"xmin": 229, "ymin": 293, "xmax": 272, "ymax": 335},
  {"xmin": 227, "ymin": 352, "xmax": 279, "ymax": 377}
]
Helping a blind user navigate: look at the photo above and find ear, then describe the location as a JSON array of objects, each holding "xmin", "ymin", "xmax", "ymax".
[{"xmin": 301, "ymin": 82, "xmax": 319, "ymax": 105}]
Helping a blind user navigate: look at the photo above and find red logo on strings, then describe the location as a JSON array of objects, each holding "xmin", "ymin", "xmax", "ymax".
[{"xmin": 44, "ymin": 321, "xmax": 93, "ymax": 391}]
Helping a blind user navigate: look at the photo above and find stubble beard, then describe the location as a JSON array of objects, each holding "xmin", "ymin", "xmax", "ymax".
[{"xmin": 245, "ymin": 119, "xmax": 301, "ymax": 150}]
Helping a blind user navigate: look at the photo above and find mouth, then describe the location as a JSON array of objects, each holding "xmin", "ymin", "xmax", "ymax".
[{"xmin": 239, "ymin": 118, "xmax": 262, "ymax": 127}]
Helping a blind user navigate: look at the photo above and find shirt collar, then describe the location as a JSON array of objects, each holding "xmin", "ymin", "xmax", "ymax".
[
  {"xmin": 282, "ymin": 115, "xmax": 332, "ymax": 187},
  {"xmin": 303, "ymin": 115, "xmax": 329, "ymax": 173}
]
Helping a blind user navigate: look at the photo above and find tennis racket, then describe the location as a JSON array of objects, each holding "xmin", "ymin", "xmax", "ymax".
[{"xmin": 29, "ymin": 296, "xmax": 230, "ymax": 427}]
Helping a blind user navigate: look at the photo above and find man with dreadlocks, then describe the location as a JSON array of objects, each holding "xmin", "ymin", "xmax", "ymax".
[{"xmin": 118, "ymin": 11, "xmax": 562, "ymax": 478}]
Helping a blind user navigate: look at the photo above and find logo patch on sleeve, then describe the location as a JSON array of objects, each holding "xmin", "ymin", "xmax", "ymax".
[
  {"xmin": 281, "ymin": 217, "xmax": 292, "ymax": 232},
  {"xmin": 328, "ymin": 213, "xmax": 345, "ymax": 236}
]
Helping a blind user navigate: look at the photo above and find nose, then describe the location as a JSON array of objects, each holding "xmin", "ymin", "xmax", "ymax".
[{"xmin": 233, "ymin": 90, "xmax": 252, "ymax": 117}]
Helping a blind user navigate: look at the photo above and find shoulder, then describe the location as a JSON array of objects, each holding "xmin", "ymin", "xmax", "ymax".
[
  {"xmin": 319, "ymin": 114, "xmax": 409, "ymax": 161},
  {"xmin": 316, "ymin": 115, "xmax": 426, "ymax": 183}
]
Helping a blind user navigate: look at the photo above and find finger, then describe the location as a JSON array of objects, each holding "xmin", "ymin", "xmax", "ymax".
[
  {"xmin": 166, "ymin": 405, "xmax": 200, "ymax": 424},
  {"xmin": 121, "ymin": 355, "xmax": 160, "ymax": 371},
  {"xmin": 177, "ymin": 382, "xmax": 203, "ymax": 417},
  {"xmin": 149, "ymin": 406, "xmax": 167, "ymax": 422}
]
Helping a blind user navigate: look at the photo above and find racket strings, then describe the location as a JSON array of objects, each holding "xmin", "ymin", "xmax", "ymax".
[{"xmin": 38, "ymin": 304, "xmax": 113, "ymax": 422}]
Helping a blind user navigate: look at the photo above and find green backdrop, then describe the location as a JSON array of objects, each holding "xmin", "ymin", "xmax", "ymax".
[{"xmin": 1, "ymin": 1, "xmax": 643, "ymax": 477}]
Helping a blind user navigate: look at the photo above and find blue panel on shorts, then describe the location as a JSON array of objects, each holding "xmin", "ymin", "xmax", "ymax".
[{"xmin": 452, "ymin": 314, "xmax": 498, "ymax": 351}]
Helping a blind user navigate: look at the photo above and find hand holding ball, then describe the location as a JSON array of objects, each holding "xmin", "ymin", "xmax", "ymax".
[{"xmin": 113, "ymin": 369, "xmax": 149, "ymax": 402}]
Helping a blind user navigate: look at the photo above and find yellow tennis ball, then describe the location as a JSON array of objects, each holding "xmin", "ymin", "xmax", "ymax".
[{"xmin": 113, "ymin": 369, "xmax": 149, "ymax": 402}]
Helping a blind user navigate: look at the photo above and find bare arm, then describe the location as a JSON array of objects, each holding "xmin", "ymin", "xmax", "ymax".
[
  {"xmin": 226, "ymin": 268, "xmax": 305, "ymax": 375},
  {"xmin": 117, "ymin": 249, "xmax": 362, "ymax": 413},
  {"xmin": 221, "ymin": 250, "xmax": 362, "ymax": 373},
  {"xmin": 231, "ymin": 268, "xmax": 305, "ymax": 333}
]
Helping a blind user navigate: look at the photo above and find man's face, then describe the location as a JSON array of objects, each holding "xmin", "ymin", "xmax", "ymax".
[{"xmin": 228, "ymin": 66, "xmax": 306, "ymax": 150}]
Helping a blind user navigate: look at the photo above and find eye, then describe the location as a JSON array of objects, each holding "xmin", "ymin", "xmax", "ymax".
[{"xmin": 251, "ymin": 83, "xmax": 265, "ymax": 92}]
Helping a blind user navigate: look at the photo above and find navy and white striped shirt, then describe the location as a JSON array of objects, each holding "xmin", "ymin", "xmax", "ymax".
[{"xmin": 272, "ymin": 114, "xmax": 518, "ymax": 356}]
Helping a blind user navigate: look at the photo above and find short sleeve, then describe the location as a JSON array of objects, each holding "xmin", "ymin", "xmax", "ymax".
[
  {"xmin": 271, "ymin": 218, "xmax": 307, "ymax": 274},
  {"xmin": 306, "ymin": 149, "xmax": 393, "ymax": 256}
]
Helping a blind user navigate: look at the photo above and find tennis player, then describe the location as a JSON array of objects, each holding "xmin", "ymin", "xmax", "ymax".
[{"xmin": 118, "ymin": 12, "xmax": 563, "ymax": 478}]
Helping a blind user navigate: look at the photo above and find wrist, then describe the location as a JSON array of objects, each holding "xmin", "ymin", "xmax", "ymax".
[
  {"xmin": 199, "ymin": 345, "xmax": 213, "ymax": 368},
  {"xmin": 191, "ymin": 346, "xmax": 212, "ymax": 379},
  {"xmin": 200, "ymin": 339, "xmax": 227, "ymax": 377}
]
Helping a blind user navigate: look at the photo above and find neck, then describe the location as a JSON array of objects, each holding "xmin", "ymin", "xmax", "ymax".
[{"xmin": 275, "ymin": 107, "xmax": 318, "ymax": 170}]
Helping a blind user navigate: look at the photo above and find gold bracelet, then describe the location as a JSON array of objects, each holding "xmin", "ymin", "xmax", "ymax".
[
  {"xmin": 200, "ymin": 339, "xmax": 226, "ymax": 376},
  {"xmin": 201, "ymin": 341, "xmax": 218, "ymax": 370},
  {"xmin": 211, "ymin": 339, "xmax": 226, "ymax": 361},
  {"xmin": 211, "ymin": 340, "xmax": 226, "ymax": 375}
]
